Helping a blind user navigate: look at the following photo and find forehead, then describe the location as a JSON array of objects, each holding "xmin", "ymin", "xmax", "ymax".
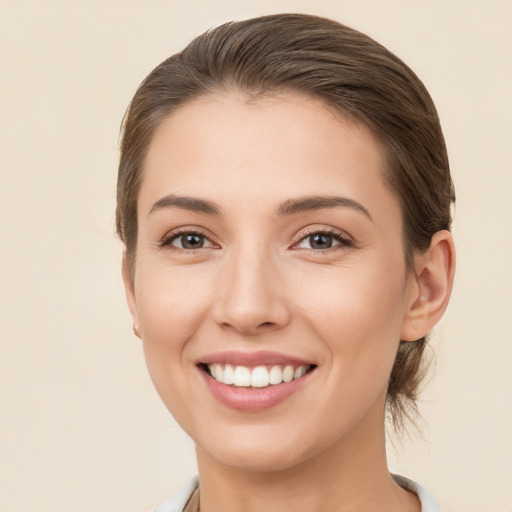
[{"xmin": 139, "ymin": 91, "xmax": 399, "ymax": 224}]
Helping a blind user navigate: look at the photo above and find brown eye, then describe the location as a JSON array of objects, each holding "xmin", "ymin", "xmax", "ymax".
[
  {"xmin": 168, "ymin": 232, "xmax": 213, "ymax": 250},
  {"xmin": 296, "ymin": 231, "xmax": 346, "ymax": 250},
  {"xmin": 308, "ymin": 233, "xmax": 334, "ymax": 249}
]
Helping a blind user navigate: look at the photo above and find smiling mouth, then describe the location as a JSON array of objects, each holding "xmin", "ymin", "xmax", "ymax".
[{"xmin": 200, "ymin": 363, "xmax": 316, "ymax": 388}]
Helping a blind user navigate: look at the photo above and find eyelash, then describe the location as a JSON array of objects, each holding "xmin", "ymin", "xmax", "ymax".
[
  {"xmin": 293, "ymin": 227, "xmax": 354, "ymax": 252},
  {"xmin": 159, "ymin": 228, "xmax": 216, "ymax": 251},
  {"xmin": 159, "ymin": 227, "xmax": 353, "ymax": 252}
]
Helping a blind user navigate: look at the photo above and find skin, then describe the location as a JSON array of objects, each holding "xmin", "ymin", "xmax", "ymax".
[{"xmin": 123, "ymin": 91, "xmax": 455, "ymax": 512}]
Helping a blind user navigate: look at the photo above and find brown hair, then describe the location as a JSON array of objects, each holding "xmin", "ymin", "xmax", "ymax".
[{"xmin": 116, "ymin": 13, "xmax": 455, "ymax": 429}]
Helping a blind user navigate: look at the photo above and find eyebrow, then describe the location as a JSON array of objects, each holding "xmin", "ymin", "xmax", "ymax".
[
  {"xmin": 149, "ymin": 194, "xmax": 221, "ymax": 216},
  {"xmin": 148, "ymin": 193, "xmax": 372, "ymax": 221},
  {"xmin": 276, "ymin": 195, "xmax": 372, "ymax": 221}
]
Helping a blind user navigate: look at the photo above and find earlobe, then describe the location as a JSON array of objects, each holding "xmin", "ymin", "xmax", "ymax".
[
  {"xmin": 121, "ymin": 251, "xmax": 141, "ymax": 339},
  {"xmin": 401, "ymin": 230, "xmax": 456, "ymax": 342}
]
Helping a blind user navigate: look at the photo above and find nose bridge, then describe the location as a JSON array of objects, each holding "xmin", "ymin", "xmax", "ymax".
[{"xmin": 214, "ymin": 239, "xmax": 289, "ymax": 334}]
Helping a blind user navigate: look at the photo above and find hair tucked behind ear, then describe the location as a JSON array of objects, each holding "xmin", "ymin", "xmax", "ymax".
[{"xmin": 116, "ymin": 13, "xmax": 455, "ymax": 431}]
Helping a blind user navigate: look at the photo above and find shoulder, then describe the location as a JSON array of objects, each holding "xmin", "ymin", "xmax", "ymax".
[
  {"xmin": 392, "ymin": 474, "xmax": 443, "ymax": 512},
  {"xmin": 153, "ymin": 476, "xmax": 199, "ymax": 512}
]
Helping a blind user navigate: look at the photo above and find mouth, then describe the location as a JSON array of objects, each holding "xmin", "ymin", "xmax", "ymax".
[
  {"xmin": 196, "ymin": 352, "xmax": 317, "ymax": 412},
  {"xmin": 199, "ymin": 362, "xmax": 316, "ymax": 388}
]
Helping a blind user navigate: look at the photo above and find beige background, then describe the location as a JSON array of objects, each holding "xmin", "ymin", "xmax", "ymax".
[{"xmin": 1, "ymin": 1, "xmax": 511, "ymax": 511}]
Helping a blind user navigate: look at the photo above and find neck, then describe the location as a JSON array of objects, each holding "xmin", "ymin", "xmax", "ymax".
[{"xmin": 194, "ymin": 401, "xmax": 420, "ymax": 512}]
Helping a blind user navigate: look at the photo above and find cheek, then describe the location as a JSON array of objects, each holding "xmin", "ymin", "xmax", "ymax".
[
  {"xmin": 133, "ymin": 266, "xmax": 214, "ymax": 407},
  {"xmin": 293, "ymin": 260, "xmax": 407, "ymax": 377},
  {"xmin": 297, "ymin": 260, "xmax": 407, "ymax": 332},
  {"xmin": 287, "ymin": 265, "xmax": 407, "ymax": 439},
  {"xmin": 135, "ymin": 264, "xmax": 213, "ymax": 341}
]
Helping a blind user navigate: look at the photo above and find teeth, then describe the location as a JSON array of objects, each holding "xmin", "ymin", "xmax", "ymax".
[
  {"xmin": 213, "ymin": 363, "xmax": 223, "ymax": 381},
  {"xmin": 233, "ymin": 366, "xmax": 251, "ymax": 387},
  {"xmin": 251, "ymin": 366, "xmax": 269, "ymax": 388},
  {"xmin": 294, "ymin": 365, "xmax": 306, "ymax": 379},
  {"xmin": 268, "ymin": 365, "xmax": 283, "ymax": 385},
  {"xmin": 282, "ymin": 365, "xmax": 294, "ymax": 383},
  {"xmin": 207, "ymin": 363, "xmax": 310, "ymax": 388},
  {"xmin": 223, "ymin": 364, "xmax": 234, "ymax": 385}
]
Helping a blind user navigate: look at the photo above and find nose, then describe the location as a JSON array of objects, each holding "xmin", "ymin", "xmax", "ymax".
[{"xmin": 212, "ymin": 247, "xmax": 291, "ymax": 336}]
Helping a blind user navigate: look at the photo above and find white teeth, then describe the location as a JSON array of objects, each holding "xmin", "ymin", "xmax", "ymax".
[
  {"xmin": 223, "ymin": 364, "xmax": 234, "ymax": 385},
  {"xmin": 207, "ymin": 363, "xmax": 310, "ymax": 388},
  {"xmin": 213, "ymin": 363, "xmax": 223, "ymax": 381},
  {"xmin": 233, "ymin": 366, "xmax": 251, "ymax": 387},
  {"xmin": 268, "ymin": 365, "xmax": 283, "ymax": 385},
  {"xmin": 251, "ymin": 366, "xmax": 269, "ymax": 388},
  {"xmin": 282, "ymin": 365, "xmax": 294, "ymax": 383},
  {"xmin": 294, "ymin": 366, "xmax": 306, "ymax": 379}
]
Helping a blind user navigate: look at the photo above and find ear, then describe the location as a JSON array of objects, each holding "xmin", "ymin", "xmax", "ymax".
[
  {"xmin": 401, "ymin": 230, "xmax": 456, "ymax": 342},
  {"xmin": 121, "ymin": 251, "xmax": 141, "ymax": 339}
]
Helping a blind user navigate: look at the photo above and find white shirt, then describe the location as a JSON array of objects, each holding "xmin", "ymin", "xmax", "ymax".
[{"xmin": 154, "ymin": 474, "xmax": 443, "ymax": 512}]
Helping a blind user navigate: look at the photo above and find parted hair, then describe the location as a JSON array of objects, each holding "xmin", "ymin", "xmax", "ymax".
[{"xmin": 116, "ymin": 13, "xmax": 455, "ymax": 429}]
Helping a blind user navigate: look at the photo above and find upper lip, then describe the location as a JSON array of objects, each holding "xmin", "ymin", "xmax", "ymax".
[{"xmin": 197, "ymin": 350, "xmax": 315, "ymax": 367}]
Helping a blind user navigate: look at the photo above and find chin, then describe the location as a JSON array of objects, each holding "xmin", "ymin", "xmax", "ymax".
[
  {"xmin": 195, "ymin": 421, "xmax": 333, "ymax": 475},
  {"xmin": 207, "ymin": 443, "xmax": 310, "ymax": 474}
]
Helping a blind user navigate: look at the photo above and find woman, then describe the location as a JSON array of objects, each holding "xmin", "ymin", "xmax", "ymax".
[{"xmin": 116, "ymin": 13, "xmax": 455, "ymax": 512}]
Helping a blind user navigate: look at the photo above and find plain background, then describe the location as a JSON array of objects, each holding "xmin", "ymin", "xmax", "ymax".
[{"xmin": 1, "ymin": 1, "xmax": 511, "ymax": 511}]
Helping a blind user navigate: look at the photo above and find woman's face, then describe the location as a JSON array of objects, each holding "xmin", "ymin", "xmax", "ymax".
[{"xmin": 124, "ymin": 92, "xmax": 419, "ymax": 472}]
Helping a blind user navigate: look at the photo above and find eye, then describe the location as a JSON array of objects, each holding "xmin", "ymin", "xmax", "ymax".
[
  {"xmin": 294, "ymin": 229, "xmax": 352, "ymax": 251},
  {"xmin": 162, "ymin": 231, "xmax": 215, "ymax": 250}
]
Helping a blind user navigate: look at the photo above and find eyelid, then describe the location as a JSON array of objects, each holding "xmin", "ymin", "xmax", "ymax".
[
  {"xmin": 157, "ymin": 225, "xmax": 354, "ymax": 252},
  {"xmin": 291, "ymin": 226, "xmax": 354, "ymax": 251},
  {"xmin": 159, "ymin": 226, "xmax": 219, "ymax": 250}
]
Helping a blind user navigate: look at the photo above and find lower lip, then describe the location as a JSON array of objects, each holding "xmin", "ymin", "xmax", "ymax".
[{"xmin": 199, "ymin": 369, "xmax": 312, "ymax": 412}]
